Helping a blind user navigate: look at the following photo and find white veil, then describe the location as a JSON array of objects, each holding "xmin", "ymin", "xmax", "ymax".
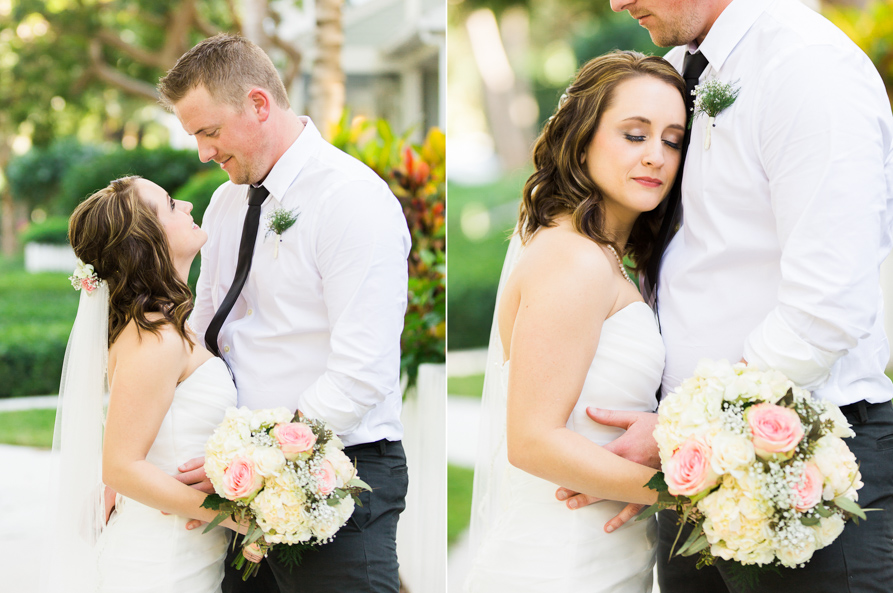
[
  {"xmin": 40, "ymin": 280, "xmax": 109, "ymax": 592},
  {"xmin": 465, "ymin": 230, "xmax": 524, "ymax": 566}
]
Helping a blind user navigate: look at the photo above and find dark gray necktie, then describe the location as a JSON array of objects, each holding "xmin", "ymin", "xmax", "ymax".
[
  {"xmin": 645, "ymin": 50, "xmax": 710, "ymax": 302},
  {"xmin": 204, "ymin": 185, "xmax": 269, "ymax": 357}
]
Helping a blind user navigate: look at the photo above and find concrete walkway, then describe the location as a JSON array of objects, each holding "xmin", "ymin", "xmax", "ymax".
[{"xmin": 1, "ymin": 444, "xmax": 52, "ymax": 593}]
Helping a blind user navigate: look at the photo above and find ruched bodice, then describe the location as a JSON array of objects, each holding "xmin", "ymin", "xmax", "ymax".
[
  {"xmin": 96, "ymin": 357, "xmax": 237, "ymax": 593},
  {"xmin": 467, "ymin": 300, "xmax": 664, "ymax": 593}
]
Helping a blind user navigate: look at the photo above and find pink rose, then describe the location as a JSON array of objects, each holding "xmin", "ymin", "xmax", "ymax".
[
  {"xmin": 664, "ymin": 437, "xmax": 719, "ymax": 497},
  {"xmin": 222, "ymin": 456, "xmax": 264, "ymax": 500},
  {"xmin": 793, "ymin": 463, "xmax": 823, "ymax": 512},
  {"xmin": 315, "ymin": 460, "xmax": 337, "ymax": 496},
  {"xmin": 747, "ymin": 403, "xmax": 804, "ymax": 459},
  {"xmin": 273, "ymin": 422, "xmax": 317, "ymax": 461}
]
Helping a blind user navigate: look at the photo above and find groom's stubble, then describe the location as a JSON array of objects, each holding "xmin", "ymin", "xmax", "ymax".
[{"xmin": 610, "ymin": 0, "xmax": 733, "ymax": 48}]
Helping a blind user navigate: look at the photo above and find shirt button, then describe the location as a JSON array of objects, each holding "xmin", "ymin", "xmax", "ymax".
[
  {"xmin": 247, "ymin": 309, "xmax": 253, "ymax": 316},
  {"xmin": 224, "ymin": 346, "xmax": 230, "ymax": 353}
]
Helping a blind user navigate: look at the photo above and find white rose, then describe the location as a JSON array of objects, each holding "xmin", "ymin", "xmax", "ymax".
[
  {"xmin": 812, "ymin": 436, "xmax": 861, "ymax": 499},
  {"xmin": 251, "ymin": 445, "xmax": 287, "ymax": 478},
  {"xmin": 710, "ymin": 431, "xmax": 756, "ymax": 476},
  {"xmin": 324, "ymin": 446, "xmax": 357, "ymax": 486},
  {"xmin": 819, "ymin": 403, "xmax": 855, "ymax": 439},
  {"xmin": 812, "ymin": 514, "xmax": 845, "ymax": 550}
]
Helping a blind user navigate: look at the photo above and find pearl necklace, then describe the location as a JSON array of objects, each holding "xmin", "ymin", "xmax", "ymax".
[{"xmin": 606, "ymin": 244, "xmax": 634, "ymax": 285}]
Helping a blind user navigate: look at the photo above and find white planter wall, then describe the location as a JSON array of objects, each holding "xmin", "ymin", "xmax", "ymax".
[{"xmin": 24, "ymin": 243, "xmax": 77, "ymax": 274}]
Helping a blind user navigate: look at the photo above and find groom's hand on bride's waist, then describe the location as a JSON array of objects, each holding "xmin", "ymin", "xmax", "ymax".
[
  {"xmin": 587, "ymin": 408, "xmax": 660, "ymax": 469},
  {"xmin": 555, "ymin": 487, "xmax": 647, "ymax": 533},
  {"xmin": 174, "ymin": 456, "xmax": 214, "ymax": 494}
]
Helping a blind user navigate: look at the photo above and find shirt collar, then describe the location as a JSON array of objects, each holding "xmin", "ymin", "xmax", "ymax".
[
  {"xmin": 253, "ymin": 116, "xmax": 322, "ymax": 207},
  {"xmin": 690, "ymin": 0, "xmax": 773, "ymax": 73}
]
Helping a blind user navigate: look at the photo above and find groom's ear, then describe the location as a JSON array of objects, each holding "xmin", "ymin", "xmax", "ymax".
[{"xmin": 246, "ymin": 88, "xmax": 273, "ymax": 123}]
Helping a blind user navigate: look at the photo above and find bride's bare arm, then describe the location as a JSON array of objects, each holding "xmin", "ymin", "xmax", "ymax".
[
  {"xmin": 102, "ymin": 324, "xmax": 244, "ymax": 533},
  {"xmin": 504, "ymin": 232, "xmax": 658, "ymax": 506}
]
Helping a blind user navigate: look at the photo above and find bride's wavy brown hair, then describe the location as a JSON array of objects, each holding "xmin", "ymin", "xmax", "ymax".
[
  {"xmin": 519, "ymin": 50, "xmax": 685, "ymax": 275},
  {"xmin": 68, "ymin": 176, "xmax": 195, "ymax": 348}
]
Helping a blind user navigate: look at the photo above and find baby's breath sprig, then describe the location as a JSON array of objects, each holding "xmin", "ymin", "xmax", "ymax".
[
  {"xmin": 265, "ymin": 207, "xmax": 299, "ymax": 258},
  {"xmin": 691, "ymin": 79, "xmax": 741, "ymax": 150}
]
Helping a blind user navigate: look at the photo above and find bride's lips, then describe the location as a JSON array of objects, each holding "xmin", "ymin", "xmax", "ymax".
[{"xmin": 634, "ymin": 177, "xmax": 662, "ymax": 188}]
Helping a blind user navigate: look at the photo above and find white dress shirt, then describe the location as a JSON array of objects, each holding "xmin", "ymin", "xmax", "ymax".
[
  {"xmin": 659, "ymin": 0, "xmax": 893, "ymax": 406},
  {"xmin": 192, "ymin": 117, "xmax": 412, "ymax": 446}
]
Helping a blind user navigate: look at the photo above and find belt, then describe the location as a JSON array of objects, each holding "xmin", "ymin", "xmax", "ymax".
[
  {"xmin": 838, "ymin": 399, "xmax": 892, "ymax": 424},
  {"xmin": 343, "ymin": 438, "xmax": 394, "ymax": 455}
]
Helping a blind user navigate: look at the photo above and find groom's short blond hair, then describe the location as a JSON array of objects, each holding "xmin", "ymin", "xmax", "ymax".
[{"xmin": 158, "ymin": 33, "xmax": 290, "ymax": 111}]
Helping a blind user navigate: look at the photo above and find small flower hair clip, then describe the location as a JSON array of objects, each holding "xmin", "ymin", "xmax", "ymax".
[{"xmin": 69, "ymin": 259, "xmax": 101, "ymax": 294}]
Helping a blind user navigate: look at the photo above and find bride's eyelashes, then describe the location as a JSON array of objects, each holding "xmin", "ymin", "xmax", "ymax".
[{"xmin": 623, "ymin": 133, "xmax": 682, "ymax": 151}]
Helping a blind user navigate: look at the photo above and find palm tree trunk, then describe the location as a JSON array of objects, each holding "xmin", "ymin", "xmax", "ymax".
[{"xmin": 309, "ymin": 0, "xmax": 345, "ymax": 136}]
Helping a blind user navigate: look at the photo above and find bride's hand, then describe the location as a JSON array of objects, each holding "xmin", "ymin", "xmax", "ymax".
[{"xmin": 587, "ymin": 408, "xmax": 660, "ymax": 469}]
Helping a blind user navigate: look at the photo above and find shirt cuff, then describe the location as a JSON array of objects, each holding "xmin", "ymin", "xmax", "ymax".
[
  {"xmin": 298, "ymin": 372, "xmax": 378, "ymax": 436},
  {"xmin": 742, "ymin": 309, "xmax": 841, "ymax": 390}
]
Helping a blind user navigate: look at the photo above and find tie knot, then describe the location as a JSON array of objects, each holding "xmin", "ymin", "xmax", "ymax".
[
  {"xmin": 683, "ymin": 51, "xmax": 710, "ymax": 82},
  {"xmin": 248, "ymin": 185, "xmax": 269, "ymax": 207}
]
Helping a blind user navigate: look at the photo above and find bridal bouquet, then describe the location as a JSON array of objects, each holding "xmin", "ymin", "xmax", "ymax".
[
  {"xmin": 643, "ymin": 359, "xmax": 869, "ymax": 583},
  {"xmin": 202, "ymin": 407, "xmax": 370, "ymax": 580}
]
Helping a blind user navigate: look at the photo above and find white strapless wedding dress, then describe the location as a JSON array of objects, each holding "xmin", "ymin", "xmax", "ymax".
[
  {"xmin": 465, "ymin": 301, "xmax": 665, "ymax": 593},
  {"xmin": 95, "ymin": 357, "xmax": 237, "ymax": 593}
]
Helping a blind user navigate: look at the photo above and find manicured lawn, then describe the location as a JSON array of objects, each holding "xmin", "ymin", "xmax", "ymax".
[
  {"xmin": 0, "ymin": 408, "xmax": 56, "ymax": 448},
  {"xmin": 448, "ymin": 463, "xmax": 475, "ymax": 545},
  {"xmin": 447, "ymin": 373, "xmax": 485, "ymax": 398}
]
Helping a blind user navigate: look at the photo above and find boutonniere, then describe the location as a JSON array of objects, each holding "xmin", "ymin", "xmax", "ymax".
[
  {"xmin": 690, "ymin": 79, "xmax": 740, "ymax": 150},
  {"xmin": 265, "ymin": 207, "xmax": 299, "ymax": 259}
]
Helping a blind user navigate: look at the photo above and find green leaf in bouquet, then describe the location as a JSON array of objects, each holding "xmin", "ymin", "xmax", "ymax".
[
  {"xmin": 679, "ymin": 533, "xmax": 710, "ymax": 557},
  {"xmin": 688, "ymin": 487, "xmax": 716, "ymax": 506},
  {"xmin": 657, "ymin": 489, "xmax": 677, "ymax": 505},
  {"xmin": 833, "ymin": 496, "xmax": 866, "ymax": 520},
  {"xmin": 799, "ymin": 515, "xmax": 821, "ymax": 527},
  {"xmin": 203, "ymin": 510, "xmax": 232, "ymax": 534},
  {"xmin": 348, "ymin": 477, "xmax": 372, "ymax": 492},
  {"xmin": 276, "ymin": 542, "xmax": 317, "ymax": 572},
  {"xmin": 327, "ymin": 489, "xmax": 349, "ymax": 506},
  {"xmin": 675, "ymin": 518, "xmax": 707, "ymax": 556},
  {"xmin": 645, "ymin": 471, "xmax": 669, "ymax": 493},
  {"xmin": 815, "ymin": 504, "xmax": 834, "ymax": 518},
  {"xmin": 668, "ymin": 505, "xmax": 694, "ymax": 558},
  {"xmin": 722, "ymin": 561, "xmax": 781, "ymax": 592},
  {"xmin": 201, "ymin": 493, "xmax": 230, "ymax": 511},
  {"xmin": 636, "ymin": 502, "xmax": 663, "ymax": 522}
]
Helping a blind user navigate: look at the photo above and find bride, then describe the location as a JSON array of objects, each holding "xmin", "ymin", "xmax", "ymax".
[
  {"xmin": 42, "ymin": 176, "xmax": 246, "ymax": 592},
  {"xmin": 464, "ymin": 51, "xmax": 685, "ymax": 592}
]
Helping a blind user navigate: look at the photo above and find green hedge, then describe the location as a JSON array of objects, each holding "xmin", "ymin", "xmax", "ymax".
[
  {"xmin": 0, "ymin": 270, "xmax": 77, "ymax": 398},
  {"xmin": 19, "ymin": 217, "xmax": 71, "ymax": 246},
  {"xmin": 172, "ymin": 168, "xmax": 229, "ymax": 226},
  {"xmin": 58, "ymin": 146, "xmax": 213, "ymax": 215}
]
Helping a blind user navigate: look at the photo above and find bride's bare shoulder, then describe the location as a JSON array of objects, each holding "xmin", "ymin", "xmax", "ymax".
[
  {"xmin": 515, "ymin": 222, "xmax": 615, "ymax": 287},
  {"xmin": 108, "ymin": 318, "xmax": 189, "ymax": 380}
]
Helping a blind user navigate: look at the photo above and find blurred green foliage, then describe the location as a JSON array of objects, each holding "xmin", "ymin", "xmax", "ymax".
[
  {"xmin": 825, "ymin": 0, "xmax": 893, "ymax": 105},
  {"xmin": 447, "ymin": 171, "xmax": 527, "ymax": 349},
  {"xmin": 19, "ymin": 217, "xmax": 71, "ymax": 246},
  {"xmin": 172, "ymin": 168, "xmax": 230, "ymax": 227},
  {"xmin": 327, "ymin": 112, "xmax": 447, "ymax": 388},
  {"xmin": 448, "ymin": 463, "xmax": 476, "ymax": 545},
  {"xmin": 0, "ymin": 409, "xmax": 56, "ymax": 448},
  {"xmin": 0, "ymin": 270, "xmax": 77, "ymax": 398}
]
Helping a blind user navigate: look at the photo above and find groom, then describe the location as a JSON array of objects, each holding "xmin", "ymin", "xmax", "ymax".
[
  {"xmin": 559, "ymin": 0, "xmax": 893, "ymax": 591},
  {"xmin": 158, "ymin": 34, "xmax": 411, "ymax": 592}
]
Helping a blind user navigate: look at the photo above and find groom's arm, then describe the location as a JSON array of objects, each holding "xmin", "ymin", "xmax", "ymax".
[
  {"xmin": 297, "ymin": 179, "xmax": 411, "ymax": 437},
  {"xmin": 741, "ymin": 46, "xmax": 890, "ymax": 388}
]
